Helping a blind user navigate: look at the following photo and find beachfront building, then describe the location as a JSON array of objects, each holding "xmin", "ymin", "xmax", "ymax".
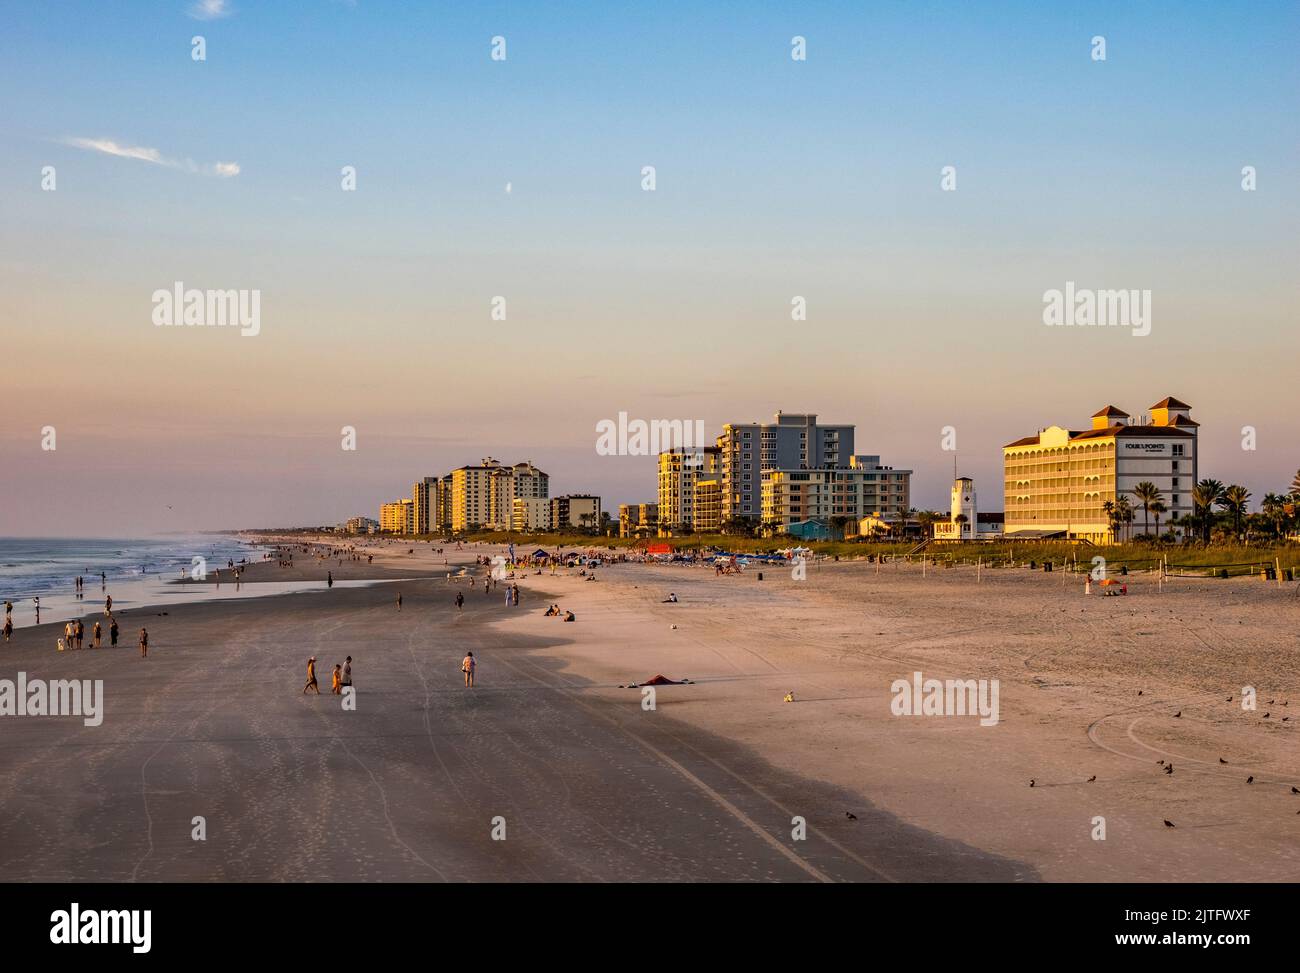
[
  {"xmin": 1003, "ymin": 397, "xmax": 1199, "ymax": 544},
  {"xmin": 411, "ymin": 476, "xmax": 440, "ymax": 534},
  {"xmin": 488, "ymin": 461, "xmax": 549, "ymax": 531},
  {"xmin": 657, "ymin": 446, "xmax": 721, "ymax": 532},
  {"xmin": 436, "ymin": 474, "xmax": 453, "ymax": 533},
  {"xmin": 344, "ymin": 516, "xmax": 379, "ymax": 535},
  {"xmin": 618, "ymin": 503, "xmax": 659, "ymax": 538},
  {"xmin": 718, "ymin": 411, "xmax": 855, "ymax": 524},
  {"xmin": 448, "ymin": 457, "xmax": 513, "ymax": 531},
  {"xmin": 933, "ymin": 477, "xmax": 1004, "ymax": 541},
  {"xmin": 379, "ymin": 498, "xmax": 414, "ymax": 534},
  {"xmin": 551, "ymin": 495, "xmax": 601, "ymax": 532},
  {"xmin": 692, "ymin": 479, "xmax": 723, "ymax": 532},
  {"xmin": 511, "ymin": 497, "xmax": 552, "ymax": 532},
  {"xmin": 760, "ymin": 455, "xmax": 911, "ymax": 536}
]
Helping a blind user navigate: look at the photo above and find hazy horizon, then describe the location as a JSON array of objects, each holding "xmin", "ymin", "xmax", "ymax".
[{"xmin": 3, "ymin": 1, "xmax": 1297, "ymax": 536}]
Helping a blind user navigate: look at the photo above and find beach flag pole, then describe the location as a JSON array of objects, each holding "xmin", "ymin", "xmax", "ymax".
[
  {"xmin": 977, "ymin": 556, "xmax": 982, "ymax": 584},
  {"xmin": 1276, "ymin": 557, "xmax": 1283, "ymax": 589}
]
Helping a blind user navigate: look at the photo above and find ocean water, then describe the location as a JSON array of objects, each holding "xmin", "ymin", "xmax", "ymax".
[{"xmin": 0, "ymin": 535, "xmax": 259, "ymax": 602}]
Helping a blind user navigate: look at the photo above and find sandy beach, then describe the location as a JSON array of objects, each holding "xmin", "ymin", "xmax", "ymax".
[{"xmin": 2, "ymin": 538, "xmax": 1297, "ymax": 882}]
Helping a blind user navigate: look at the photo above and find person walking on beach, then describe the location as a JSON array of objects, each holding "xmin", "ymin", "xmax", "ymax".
[
  {"xmin": 512, "ymin": 584, "xmax": 519, "ymax": 606},
  {"xmin": 302, "ymin": 656, "xmax": 319, "ymax": 694},
  {"xmin": 4, "ymin": 601, "xmax": 11, "ymax": 621},
  {"xmin": 331, "ymin": 664, "xmax": 343, "ymax": 695},
  {"xmin": 138, "ymin": 627, "xmax": 149, "ymax": 659},
  {"xmin": 33, "ymin": 597, "xmax": 40, "ymax": 623},
  {"xmin": 327, "ymin": 571, "xmax": 333, "ymax": 589},
  {"xmin": 396, "ymin": 592, "xmax": 403, "ymax": 612},
  {"xmin": 461, "ymin": 651, "xmax": 476, "ymax": 688},
  {"xmin": 342, "ymin": 656, "xmax": 353, "ymax": 689},
  {"xmin": 92, "ymin": 621, "xmax": 102, "ymax": 649},
  {"xmin": 75, "ymin": 619, "xmax": 84, "ymax": 649},
  {"xmin": 455, "ymin": 591, "xmax": 464, "ymax": 612},
  {"xmin": 2, "ymin": 617, "xmax": 11, "ymax": 643},
  {"xmin": 105, "ymin": 594, "xmax": 112, "ymax": 615},
  {"xmin": 110, "ymin": 618, "xmax": 119, "ymax": 646}
]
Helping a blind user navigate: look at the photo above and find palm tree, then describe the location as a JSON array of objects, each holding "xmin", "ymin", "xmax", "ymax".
[
  {"xmin": 1102, "ymin": 499, "xmax": 1117, "ymax": 543},
  {"xmin": 1114, "ymin": 495, "xmax": 1133, "ymax": 543},
  {"xmin": 1262, "ymin": 492, "xmax": 1286, "ymax": 538},
  {"xmin": 914, "ymin": 510, "xmax": 940, "ymax": 538},
  {"xmin": 1132, "ymin": 482, "xmax": 1163, "ymax": 539},
  {"xmin": 1292, "ymin": 468, "xmax": 1300, "ymax": 498},
  {"xmin": 1192, "ymin": 479, "xmax": 1224, "ymax": 543},
  {"xmin": 1217, "ymin": 484, "xmax": 1251, "ymax": 540},
  {"xmin": 1150, "ymin": 500, "xmax": 1167, "ymax": 540}
]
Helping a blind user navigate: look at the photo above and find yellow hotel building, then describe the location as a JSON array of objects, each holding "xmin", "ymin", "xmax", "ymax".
[{"xmin": 1003, "ymin": 397, "xmax": 1198, "ymax": 543}]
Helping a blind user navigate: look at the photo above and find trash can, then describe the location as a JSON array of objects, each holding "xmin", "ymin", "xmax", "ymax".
[
  {"xmin": 757, "ymin": 572, "xmax": 763, "ymax": 581},
  {"xmin": 1120, "ymin": 565, "xmax": 1128, "ymax": 576},
  {"xmin": 1043, "ymin": 562, "xmax": 1052, "ymax": 572}
]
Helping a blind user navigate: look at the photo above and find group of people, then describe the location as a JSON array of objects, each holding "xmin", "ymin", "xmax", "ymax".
[
  {"xmin": 71, "ymin": 573, "xmax": 106, "ymax": 600},
  {"xmin": 543, "ymin": 604, "xmax": 576, "ymax": 622},
  {"xmin": 3, "ymin": 586, "xmax": 150, "ymax": 658},
  {"xmin": 302, "ymin": 655, "xmax": 354, "ymax": 694}
]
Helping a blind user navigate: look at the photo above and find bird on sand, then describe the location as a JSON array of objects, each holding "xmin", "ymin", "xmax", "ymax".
[
  {"xmin": 1291, "ymin": 786, "xmax": 1299, "ymax": 795},
  {"xmin": 1137, "ymin": 690, "xmax": 1143, "ymax": 696},
  {"xmin": 1165, "ymin": 764, "xmax": 1174, "ymax": 775},
  {"xmin": 1219, "ymin": 758, "xmax": 1228, "ymax": 764},
  {"xmin": 1246, "ymin": 776, "xmax": 1254, "ymax": 784},
  {"xmin": 1174, "ymin": 710, "xmax": 1181, "ymax": 718},
  {"xmin": 1029, "ymin": 779, "xmax": 1036, "ymax": 788},
  {"xmin": 1158, "ymin": 759, "xmax": 1165, "ymax": 765},
  {"xmin": 845, "ymin": 811, "xmax": 857, "ymax": 821},
  {"xmin": 1263, "ymin": 712, "xmax": 1270, "ymax": 719},
  {"xmin": 1164, "ymin": 819, "xmax": 1176, "ymax": 828},
  {"xmin": 1087, "ymin": 775, "xmax": 1096, "ymax": 783}
]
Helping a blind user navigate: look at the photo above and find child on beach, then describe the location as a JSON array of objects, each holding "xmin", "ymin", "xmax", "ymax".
[
  {"xmin": 331, "ymin": 664, "xmax": 343, "ymax": 695},
  {"xmin": 461, "ymin": 652, "xmax": 476, "ymax": 688}
]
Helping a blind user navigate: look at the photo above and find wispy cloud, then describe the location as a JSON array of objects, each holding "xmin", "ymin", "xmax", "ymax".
[
  {"xmin": 64, "ymin": 137, "xmax": 240, "ymax": 178},
  {"xmin": 188, "ymin": 0, "xmax": 232, "ymax": 20}
]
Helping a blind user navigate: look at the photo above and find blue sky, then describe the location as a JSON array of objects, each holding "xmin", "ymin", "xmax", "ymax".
[{"xmin": 1, "ymin": 1, "xmax": 1297, "ymax": 534}]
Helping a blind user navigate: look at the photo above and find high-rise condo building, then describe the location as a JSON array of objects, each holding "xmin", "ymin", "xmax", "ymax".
[
  {"xmin": 489, "ymin": 461, "xmax": 549, "ymax": 530},
  {"xmin": 717, "ymin": 412, "xmax": 855, "ymax": 524},
  {"xmin": 379, "ymin": 498, "xmax": 414, "ymax": 534},
  {"xmin": 657, "ymin": 446, "xmax": 721, "ymax": 532}
]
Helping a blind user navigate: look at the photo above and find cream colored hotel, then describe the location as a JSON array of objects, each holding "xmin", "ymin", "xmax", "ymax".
[{"xmin": 1003, "ymin": 397, "xmax": 1199, "ymax": 543}]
